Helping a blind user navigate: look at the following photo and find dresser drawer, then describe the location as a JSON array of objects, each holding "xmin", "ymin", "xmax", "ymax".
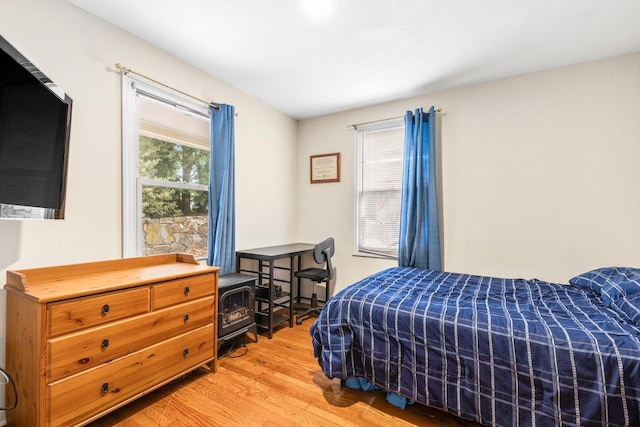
[
  {"xmin": 151, "ymin": 273, "xmax": 215, "ymax": 309},
  {"xmin": 47, "ymin": 324, "xmax": 214, "ymax": 426},
  {"xmin": 48, "ymin": 287, "xmax": 150, "ymax": 337},
  {"xmin": 47, "ymin": 296, "xmax": 215, "ymax": 382}
]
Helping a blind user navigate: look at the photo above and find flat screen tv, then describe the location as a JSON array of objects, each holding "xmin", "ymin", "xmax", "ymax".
[{"xmin": 0, "ymin": 34, "xmax": 72, "ymax": 219}]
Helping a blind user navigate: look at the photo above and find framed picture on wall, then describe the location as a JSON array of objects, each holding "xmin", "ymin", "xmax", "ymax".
[{"xmin": 310, "ymin": 152, "xmax": 340, "ymax": 183}]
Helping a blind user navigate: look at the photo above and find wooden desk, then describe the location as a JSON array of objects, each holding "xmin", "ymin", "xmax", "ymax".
[{"xmin": 236, "ymin": 243, "xmax": 314, "ymax": 338}]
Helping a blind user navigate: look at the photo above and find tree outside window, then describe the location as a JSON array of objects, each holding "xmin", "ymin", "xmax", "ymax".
[
  {"xmin": 139, "ymin": 136, "xmax": 209, "ymax": 218},
  {"xmin": 139, "ymin": 136, "xmax": 210, "ymax": 258}
]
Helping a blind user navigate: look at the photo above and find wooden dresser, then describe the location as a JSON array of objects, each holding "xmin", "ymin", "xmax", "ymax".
[{"xmin": 4, "ymin": 253, "xmax": 219, "ymax": 426}]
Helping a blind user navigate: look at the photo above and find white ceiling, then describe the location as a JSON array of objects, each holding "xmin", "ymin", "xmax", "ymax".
[{"xmin": 66, "ymin": 0, "xmax": 640, "ymax": 120}]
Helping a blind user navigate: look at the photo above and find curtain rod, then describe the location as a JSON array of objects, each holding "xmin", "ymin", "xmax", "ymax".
[
  {"xmin": 114, "ymin": 63, "xmax": 224, "ymax": 112},
  {"xmin": 349, "ymin": 108, "xmax": 442, "ymax": 130}
]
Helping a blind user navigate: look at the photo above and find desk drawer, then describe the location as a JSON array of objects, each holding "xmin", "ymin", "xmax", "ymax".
[
  {"xmin": 47, "ymin": 297, "xmax": 215, "ymax": 382},
  {"xmin": 48, "ymin": 287, "xmax": 150, "ymax": 337},
  {"xmin": 152, "ymin": 273, "xmax": 215, "ymax": 309},
  {"xmin": 47, "ymin": 324, "xmax": 214, "ymax": 426}
]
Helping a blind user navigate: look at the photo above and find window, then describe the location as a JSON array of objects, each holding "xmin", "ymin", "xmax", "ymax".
[
  {"xmin": 354, "ymin": 118, "xmax": 405, "ymax": 258},
  {"xmin": 122, "ymin": 75, "xmax": 211, "ymax": 258}
]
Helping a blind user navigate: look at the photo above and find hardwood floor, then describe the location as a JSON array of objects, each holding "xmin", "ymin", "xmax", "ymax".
[{"xmin": 89, "ymin": 318, "xmax": 481, "ymax": 426}]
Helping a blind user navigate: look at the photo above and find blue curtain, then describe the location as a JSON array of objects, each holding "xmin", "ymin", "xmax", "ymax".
[
  {"xmin": 207, "ymin": 103, "xmax": 236, "ymax": 274},
  {"xmin": 398, "ymin": 106, "xmax": 441, "ymax": 270}
]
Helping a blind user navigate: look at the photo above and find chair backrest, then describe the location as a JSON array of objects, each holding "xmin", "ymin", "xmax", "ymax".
[{"xmin": 313, "ymin": 237, "xmax": 335, "ymax": 282}]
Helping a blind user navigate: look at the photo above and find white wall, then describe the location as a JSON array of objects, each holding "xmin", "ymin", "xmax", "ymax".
[
  {"xmin": 297, "ymin": 52, "xmax": 640, "ymax": 291},
  {"xmin": 0, "ymin": 0, "xmax": 298, "ymax": 419}
]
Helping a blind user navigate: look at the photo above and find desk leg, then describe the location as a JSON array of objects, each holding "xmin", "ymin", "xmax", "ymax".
[
  {"xmin": 288, "ymin": 256, "xmax": 294, "ymax": 327},
  {"xmin": 296, "ymin": 255, "xmax": 302, "ymax": 306},
  {"xmin": 271, "ymin": 260, "xmax": 278, "ymax": 339}
]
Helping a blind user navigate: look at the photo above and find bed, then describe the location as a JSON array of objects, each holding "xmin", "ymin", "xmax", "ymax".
[{"xmin": 310, "ymin": 266, "xmax": 640, "ymax": 426}]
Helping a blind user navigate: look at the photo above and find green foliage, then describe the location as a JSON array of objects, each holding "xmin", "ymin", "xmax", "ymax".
[
  {"xmin": 140, "ymin": 136, "xmax": 209, "ymax": 219},
  {"xmin": 141, "ymin": 187, "xmax": 181, "ymax": 219}
]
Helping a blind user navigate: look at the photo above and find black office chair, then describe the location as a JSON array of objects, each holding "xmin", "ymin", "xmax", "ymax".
[{"xmin": 295, "ymin": 237, "xmax": 335, "ymax": 325}]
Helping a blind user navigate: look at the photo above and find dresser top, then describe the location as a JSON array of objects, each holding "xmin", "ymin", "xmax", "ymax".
[{"xmin": 5, "ymin": 253, "xmax": 219, "ymax": 303}]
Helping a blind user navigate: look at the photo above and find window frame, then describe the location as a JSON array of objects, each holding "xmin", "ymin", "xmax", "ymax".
[
  {"xmin": 353, "ymin": 117, "xmax": 405, "ymax": 259},
  {"xmin": 121, "ymin": 74, "xmax": 211, "ymax": 258}
]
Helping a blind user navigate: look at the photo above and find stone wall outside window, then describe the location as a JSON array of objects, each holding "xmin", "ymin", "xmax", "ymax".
[{"xmin": 143, "ymin": 215, "xmax": 208, "ymax": 258}]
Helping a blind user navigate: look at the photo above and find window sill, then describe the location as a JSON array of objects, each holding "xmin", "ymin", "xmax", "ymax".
[{"xmin": 352, "ymin": 252, "xmax": 397, "ymax": 261}]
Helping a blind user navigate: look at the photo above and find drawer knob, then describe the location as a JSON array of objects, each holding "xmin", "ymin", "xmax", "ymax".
[
  {"xmin": 101, "ymin": 338, "xmax": 110, "ymax": 350},
  {"xmin": 101, "ymin": 304, "xmax": 110, "ymax": 315},
  {"xmin": 183, "ymin": 348, "xmax": 189, "ymax": 358},
  {"xmin": 100, "ymin": 382, "xmax": 110, "ymax": 394},
  {"xmin": 183, "ymin": 313, "xmax": 190, "ymax": 323},
  {"xmin": 184, "ymin": 286, "xmax": 190, "ymax": 296}
]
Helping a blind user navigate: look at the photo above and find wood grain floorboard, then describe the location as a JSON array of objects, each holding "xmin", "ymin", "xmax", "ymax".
[{"xmin": 88, "ymin": 318, "xmax": 482, "ymax": 427}]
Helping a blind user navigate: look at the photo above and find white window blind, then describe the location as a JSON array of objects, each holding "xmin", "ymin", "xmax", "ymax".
[{"xmin": 355, "ymin": 118, "xmax": 405, "ymax": 258}]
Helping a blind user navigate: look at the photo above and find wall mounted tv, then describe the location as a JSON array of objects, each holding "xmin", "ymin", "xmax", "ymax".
[{"xmin": 0, "ymin": 34, "xmax": 72, "ymax": 219}]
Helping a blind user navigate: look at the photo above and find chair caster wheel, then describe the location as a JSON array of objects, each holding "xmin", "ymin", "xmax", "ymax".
[{"xmin": 296, "ymin": 318, "xmax": 303, "ymax": 325}]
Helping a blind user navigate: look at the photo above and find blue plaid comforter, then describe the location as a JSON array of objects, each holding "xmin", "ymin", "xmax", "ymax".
[{"xmin": 310, "ymin": 267, "xmax": 640, "ymax": 426}]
